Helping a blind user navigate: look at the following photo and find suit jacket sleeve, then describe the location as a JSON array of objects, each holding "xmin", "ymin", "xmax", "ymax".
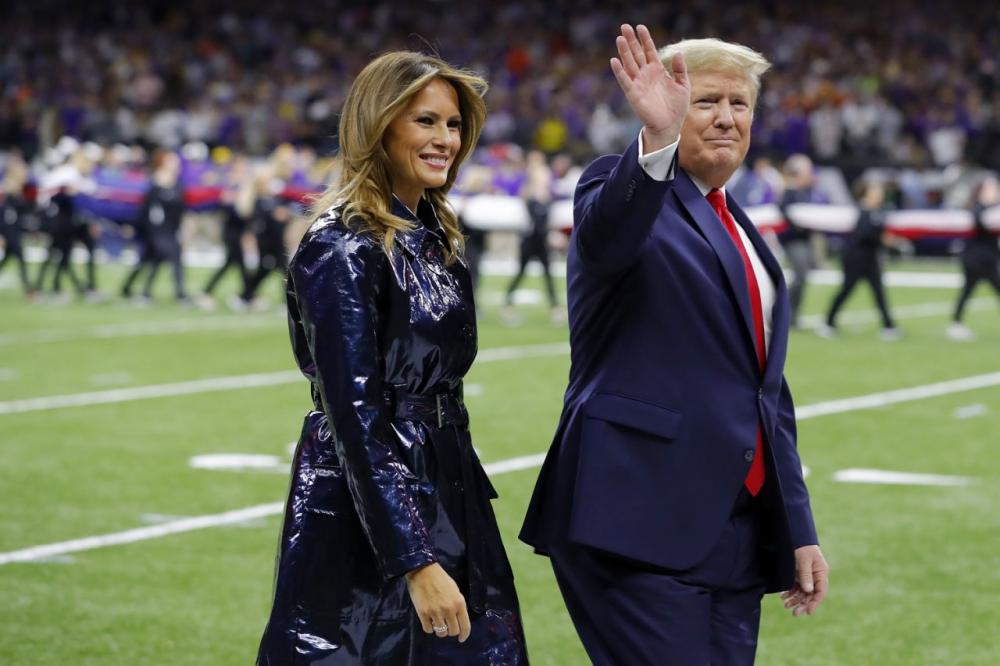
[
  {"xmin": 573, "ymin": 136, "xmax": 675, "ymax": 275},
  {"xmin": 288, "ymin": 226, "xmax": 436, "ymax": 580},
  {"xmin": 774, "ymin": 376, "xmax": 819, "ymax": 548}
]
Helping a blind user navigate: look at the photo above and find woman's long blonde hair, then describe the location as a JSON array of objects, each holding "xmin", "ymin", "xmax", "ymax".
[{"xmin": 311, "ymin": 51, "xmax": 487, "ymax": 263}]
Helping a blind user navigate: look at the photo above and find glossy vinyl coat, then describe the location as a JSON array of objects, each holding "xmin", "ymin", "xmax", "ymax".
[{"xmin": 257, "ymin": 199, "xmax": 528, "ymax": 665}]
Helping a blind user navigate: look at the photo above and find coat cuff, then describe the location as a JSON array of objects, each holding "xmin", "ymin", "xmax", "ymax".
[{"xmin": 380, "ymin": 546, "xmax": 438, "ymax": 581}]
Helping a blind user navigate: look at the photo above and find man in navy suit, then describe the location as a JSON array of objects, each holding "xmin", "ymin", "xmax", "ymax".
[{"xmin": 520, "ymin": 25, "xmax": 828, "ymax": 665}]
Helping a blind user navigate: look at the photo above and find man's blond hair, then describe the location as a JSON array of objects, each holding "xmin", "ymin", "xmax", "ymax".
[{"xmin": 659, "ymin": 38, "xmax": 771, "ymax": 106}]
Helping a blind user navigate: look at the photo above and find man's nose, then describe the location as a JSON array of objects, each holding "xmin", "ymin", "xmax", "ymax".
[{"xmin": 715, "ymin": 102, "xmax": 735, "ymax": 128}]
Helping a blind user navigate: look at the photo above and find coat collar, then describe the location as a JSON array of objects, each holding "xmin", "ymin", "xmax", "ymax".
[{"xmin": 391, "ymin": 195, "xmax": 447, "ymax": 258}]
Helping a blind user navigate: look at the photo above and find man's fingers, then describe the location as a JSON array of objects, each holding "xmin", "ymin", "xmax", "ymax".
[
  {"xmin": 671, "ymin": 53, "xmax": 689, "ymax": 87},
  {"xmin": 609, "ymin": 58, "xmax": 632, "ymax": 94},
  {"xmin": 622, "ymin": 24, "xmax": 647, "ymax": 67},
  {"xmin": 616, "ymin": 34, "xmax": 639, "ymax": 77},
  {"xmin": 797, "ymin": 566, "xmax": 815, "ymax": 594},
  {"xmin": 636, "ymin": 24, "xmax": 660, "ymax": 67}
]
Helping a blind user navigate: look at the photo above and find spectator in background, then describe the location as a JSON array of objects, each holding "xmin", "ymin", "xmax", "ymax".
[
  {"xmin": 778, "ymin": 154, "xmax": 828, "ymax": 327},
  {"xmin": 503, "ymin": 150, "xmax": 561, "ymax": 323},
  {"xmin": 729, "ymin": 155, "xmax": 783, "ymax": 206},
  {"xmin": 946, "ymin": 174, "xmax": 1000, "ymax": 340},
  {"xmin": 198, "ymin": 155, "xmax": 252, "ymax": 309},
  {"xmin": 230, "ymin": 165, "xmax": 289, "ymax": 310},
  {"xmin": 35, "ymin": 186, "xmax": 86, "ymax": 301},
  {"xmin": 120, "ymin": 150, "xmax": 188, "ymax": 304},
  {"xmin": 817, "ymin": 180, "xmax": 900, "ymax": 340},
  {"xmin": 0, "ymin": 151, "xmax": 36, "ymax": 298}
]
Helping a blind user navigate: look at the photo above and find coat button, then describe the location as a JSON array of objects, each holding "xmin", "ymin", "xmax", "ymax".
[{"xmin": 744, "ymin": 449, "xmax": 755, "ymax": 462}]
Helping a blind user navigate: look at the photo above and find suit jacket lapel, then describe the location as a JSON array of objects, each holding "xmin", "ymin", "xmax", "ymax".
[
  {"xmin": 726, "ymin": 192, "xmax": 790, "ymax": 382},
  {"xmin": 674, "ymin": 170, "xmax": 758, "ymax": 362}
]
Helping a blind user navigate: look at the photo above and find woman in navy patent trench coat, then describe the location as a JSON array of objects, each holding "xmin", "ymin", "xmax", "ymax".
[{"xmin": 257, "ymin": 52, "xmax": 528, "ymax": 665}]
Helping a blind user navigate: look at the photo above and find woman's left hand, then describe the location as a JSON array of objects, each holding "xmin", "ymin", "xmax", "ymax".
[{"xmin": 405, "ymin": 562, "xmax": 472, "ymax": 642}]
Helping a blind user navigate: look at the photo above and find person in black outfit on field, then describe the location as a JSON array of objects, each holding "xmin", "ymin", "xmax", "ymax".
[
  {"xmin": 0, "ymin": 152, "xmax": 36, "ymax": 297},
  {"xmin": 71, "ymin": 209, "xmax": 100, "ymax": 295},
  {"xmin": 200, "ymin": 190, "xmax": 249, "ymax": 303},
  {"xmin": 503, "ymin": 150, "xmax": 560, "ymax": 321},
  {"xmin": 35, "ymin": 187, "xmax": 86, "ymax": 299},
  {"xmin": 231, "ymin": 169, "xmax": 289, "ymax": 309},
  {"xmin": 818, "ymin": 180, "xmax": 900, "ymax": 340},
  {"xmin": 200, "ymin": 160, "xmax": 252, "ymax": 307},
  {"xmin": 946, "ymin": 174, "xmax": 1000, "ymax": 340},
  {"xmin": 121, "ymin": 150, "xmax": 188, "ymax": 303}
]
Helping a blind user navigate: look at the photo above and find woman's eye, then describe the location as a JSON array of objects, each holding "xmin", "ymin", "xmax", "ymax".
[
  {"xmin": 448, "ymin": 120, "xmax": 462, "ymax": 129},
  {"xmin": 417, "ymin": 117, "xmax": 433, "ymax": 125}
]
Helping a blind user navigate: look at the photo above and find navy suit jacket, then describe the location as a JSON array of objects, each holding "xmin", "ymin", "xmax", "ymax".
[{"xmin": 520, "ymin": 138, "xmax": 818, "ymax": 591}]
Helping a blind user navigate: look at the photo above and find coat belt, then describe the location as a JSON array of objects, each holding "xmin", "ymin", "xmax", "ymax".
[{"xmin": 383, "ymin": 385, "xmax": 468, "ymax": 429}]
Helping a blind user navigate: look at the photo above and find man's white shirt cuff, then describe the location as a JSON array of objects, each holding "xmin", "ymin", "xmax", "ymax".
[{"xmin": 637, "ymin": 130, "xmax": 679, "ymax": 182}]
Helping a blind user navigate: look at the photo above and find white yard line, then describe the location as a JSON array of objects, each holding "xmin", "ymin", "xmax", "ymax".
[
  {"xmin": 832, "ymin": 469, "xmax": 973, "ymax": 486},
  {"xmin": 0, "ymin": 343, "xmax": 571, "ymax": 416},
  {"xmin": 1, "ymin": 370, "xmax": 997, "ymax": 565},
  {"xmin": 808, "ymin": 269, "xmax": 963, "ymax": 289},
  {"xmin": 0, "ymin": 314, "xmax": 282, "ymax": 347},
  {"xmin": 0, "ymin": 371, "xmax": 303, "ymax": 416},
  {"xmin": 0, "ymin": 504, "xmax": 284, "ymax": 565},
  {"xmin": 795, "ymin": 372, "xmax": 1000, "ymax": 419}
]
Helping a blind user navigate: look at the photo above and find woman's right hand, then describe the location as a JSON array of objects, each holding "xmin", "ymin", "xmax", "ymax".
[{"xmin": 405, "ymin": 562, "xmax": 471, "ymax": 642}]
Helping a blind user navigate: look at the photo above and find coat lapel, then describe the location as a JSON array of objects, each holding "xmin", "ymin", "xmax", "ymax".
[
  {"xmin": 726, "ymin": 191, "xmax": 790, "ymax": 383},
  {"xmin": 674, "ymin": 170, "xmax": 758, "ymax": 363}
]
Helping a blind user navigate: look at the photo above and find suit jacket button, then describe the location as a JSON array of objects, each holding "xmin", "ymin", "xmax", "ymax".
[
  {"xmin": 625, "ymin": 180, "xmax": 636, "ymax": 201},
  {"xmin": 744, "ymin": 449, "xmax": 755, "ymax": 462}
]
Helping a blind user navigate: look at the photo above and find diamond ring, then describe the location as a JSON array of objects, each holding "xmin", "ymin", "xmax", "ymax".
[{"xmin": 432, "ymin": 624, "xmax": 448, "ymax": 634}]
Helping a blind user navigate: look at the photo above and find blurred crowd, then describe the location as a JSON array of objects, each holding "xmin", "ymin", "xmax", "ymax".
[
  {"xmin": 0, "ymin": 139, "xmax": 328, "ymax": 309},
  {"xmin": 1, "ymin": 0, "xmax": 997, "ymax": 169},
  {"xmin": 1, "ymin": 0, "xmax": 997, "ymax": 342}
]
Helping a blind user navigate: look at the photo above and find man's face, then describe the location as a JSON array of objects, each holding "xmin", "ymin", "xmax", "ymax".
[{"xmin": 678, "ymin": 69, "xmax": 753, "ymax": 188}]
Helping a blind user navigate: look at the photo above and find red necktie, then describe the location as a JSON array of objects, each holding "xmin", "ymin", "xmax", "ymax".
[{"xmin": 707, "ymin": 188, "xmax": 766, "ymax": 496}]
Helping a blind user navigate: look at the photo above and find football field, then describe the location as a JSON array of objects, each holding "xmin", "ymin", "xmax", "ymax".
[{"xmin": 1, "ymin": 262, "xmax": 998, "ymax": 665}]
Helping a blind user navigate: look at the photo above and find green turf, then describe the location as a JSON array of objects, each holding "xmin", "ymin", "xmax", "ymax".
[{"xmin": 1, "ymin": 260, "xmax": 998, "ymax": 664}]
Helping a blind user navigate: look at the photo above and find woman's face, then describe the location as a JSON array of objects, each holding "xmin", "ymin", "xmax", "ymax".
[{"xmin": 384, "ymin": 77, "xmax": 462, "ymax": 210}]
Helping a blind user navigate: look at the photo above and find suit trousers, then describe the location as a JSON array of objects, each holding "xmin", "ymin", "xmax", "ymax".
[{"xmin": 549, "ymin": 489, "xmax": 768, "ymax": 666}]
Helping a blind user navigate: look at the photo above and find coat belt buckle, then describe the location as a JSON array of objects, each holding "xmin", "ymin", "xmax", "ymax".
[{"xmin": 436, "ymin": 393, "xmax": 445, "ymax": 428}]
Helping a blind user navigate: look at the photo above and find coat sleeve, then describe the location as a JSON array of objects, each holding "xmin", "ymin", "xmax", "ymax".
[
  {"xmin": 573, "ymin": 136, "xmax": 674, "ymax": 275},
  {"xmin": 773, "ymin": 376, "xmax": 819, "ymax": 549},
  {"xmin": 289, "ymin": 225, "xmax": 436, "ymax": 580}
]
